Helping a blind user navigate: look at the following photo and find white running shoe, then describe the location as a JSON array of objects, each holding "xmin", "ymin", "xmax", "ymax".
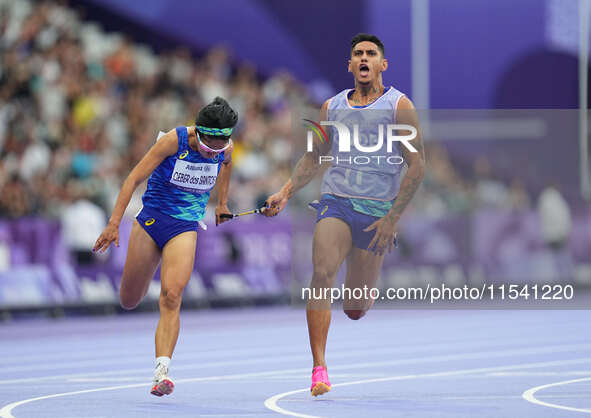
[{"xmin": 150, "ymin": 365, "xmax": 175, "ymax": 397}]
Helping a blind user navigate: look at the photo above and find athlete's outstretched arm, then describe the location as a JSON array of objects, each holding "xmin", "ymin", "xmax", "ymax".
[
  {"xmin": 263, "ymin": 100, "xmax": 331, "ymax": 216},
  {"xmin": 93, "ymin": 130, "xmax": 179, "ymax": 253},
  {"xmin": 215, "ymin": 142, "xmax": 234, "ymax": 225},
  {"xmin": 365, "ymin": 96, "xmax": 426, "ymax": 254}
]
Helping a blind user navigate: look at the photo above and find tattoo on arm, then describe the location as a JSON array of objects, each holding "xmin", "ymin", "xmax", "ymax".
[
  {"xmin": 287, "ymin": 101, "xmax": 330, "ymax": 199},
  {"xmin": 388, "ymin": 127, "xmax": 426, "ymax": 221},
  {"xmin": 289, "ymin": 143, "xmax": 321, "ymax": 198}
]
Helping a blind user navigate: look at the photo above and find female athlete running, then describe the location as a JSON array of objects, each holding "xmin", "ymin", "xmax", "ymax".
[{"xmin": 93, "ymin": 97, "xmax": 237, "ymax": 397}]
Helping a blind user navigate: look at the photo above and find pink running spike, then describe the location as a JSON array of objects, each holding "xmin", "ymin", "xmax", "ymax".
[{"xmin": 310, "ymin": 366, "xmax": 331, "ymax": 397}]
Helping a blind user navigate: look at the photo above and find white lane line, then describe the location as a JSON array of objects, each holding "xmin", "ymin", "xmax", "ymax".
[
  {"xmin": 317, "ymin": 342, "xmax": 591, "ymax": 373},
  {"xmin": 66, "ymin": 378, "xmax": 147, "ymax": 383},
  {"xmin": 0, "ymin": 336, "xmax": 497, "ymax": 374},
  {"xmin": 3, "ymin": 344, "xmax": 591, "ymax": 417},
  {"xmin": 0, "ymin": 354, "xmax": 310, "ymax": 385},
  {"xmin": 0, "ymin": 352, "xmax": 302, "ymax": 376},
  {"xmin": 3, "ymin": 341, "xmax": 590, "ymax": 386},
  {"xmin": 6, "ymin": 333, "xmax": 588, "ymax": 372},
  {"xmin": 0, "ymin": 368, "xmax": 305, "ymax": 418},
  {"xmin": 199, "ymin": 415, "xmax": 267, "ymax": 417},
  {"xmin": 67, "ymin": 373, "xmax": 386, "ymax": 383},
  {"xmin": 0, "ymin": 342, "xmax": 314, "ymax": 371},
  {"xmin": 0, "ymin": 345, "xmax": 302, "ymax": 374},
  {"xmin": 0, "ymin": 354, "xmax": 375, "ymax": 386},
  {"xmin": 264, "ymin": 358, "xmax": 591, "ymax": 418},
  {"xmin": 280, "ymin": 394, "xmax": 591, "ymax": 402},
  {"xmin": 0, "ymin": 338, "xmax": 448, "ymax": 375},
  {"xmin": 490, "ymin": 371, "xmax": 591, "ymax": 377},
  {"xmin": 522, "ymin": 377, "xmax": 591, "ymax": 413}
]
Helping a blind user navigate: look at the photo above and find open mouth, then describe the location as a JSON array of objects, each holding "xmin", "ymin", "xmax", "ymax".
[{"xmin": 359, "ymin": 64, "xmax": 369, "ymax": 77}]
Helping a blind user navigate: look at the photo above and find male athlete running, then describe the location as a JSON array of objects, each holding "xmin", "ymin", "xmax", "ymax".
[
  {"xmin": 264, "ymin": 34, "xmax": 426, "ymax": 396},
  {"xmin": 93, "ymin": 97, "xmax": 237, "ymax": 397}
]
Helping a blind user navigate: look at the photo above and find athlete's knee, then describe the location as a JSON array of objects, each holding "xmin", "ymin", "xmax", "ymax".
[
  {"xmin": 311, "ymin": 266, "xmax": 338, "ymax": 288},
  {"xmin": 159, "ymin": 286, "xmax": 183, "ymax": 311},
  {"xmin": 119, "ymin": 289, "xmax": 141, "ymax": 310},
  {"xmin": 343, "ymin": 308, "xmax": 367, "ymax": 320}
]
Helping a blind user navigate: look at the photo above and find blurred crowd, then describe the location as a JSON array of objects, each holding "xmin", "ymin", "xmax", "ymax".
[
  {"xmin": 0, "ymin": 0, "xmax": 551, "ymax": 226},
  {"xmin": 412, "ymin": 144, "xmax": 534, "ymax": 218},
  {"xmin": 0, "ymin": 0, "xmax": 302, "ymax": 223}
]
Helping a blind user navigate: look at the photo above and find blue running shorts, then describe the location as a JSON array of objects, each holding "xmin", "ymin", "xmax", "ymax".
[
  {"xmin": 136, "ymin": 206, "xmax": 199, "ymax": 250},
  {"xmin": 309, "ymin": 194, "xmax": 397, "ymax": 251}
]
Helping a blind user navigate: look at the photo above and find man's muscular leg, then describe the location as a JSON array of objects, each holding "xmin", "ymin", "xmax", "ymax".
[{"xmin": 307, "ymin": 217, "xmax": 352, "ymax": 368}]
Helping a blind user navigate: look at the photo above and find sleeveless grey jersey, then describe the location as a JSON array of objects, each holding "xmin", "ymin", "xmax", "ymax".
[{"xmin": 320, "ymin": 86, "xmax": 406, "ymax": 201}]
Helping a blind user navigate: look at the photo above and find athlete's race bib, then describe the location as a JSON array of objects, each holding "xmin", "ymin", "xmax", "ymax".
[{"xmin": 169, "ymin": 160, "xmax": 218, "ymax": 193}]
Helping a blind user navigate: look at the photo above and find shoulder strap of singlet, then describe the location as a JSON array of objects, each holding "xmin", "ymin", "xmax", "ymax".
[
  {"xmin": 175, "ymin": 126, "xmax": 188, "ymax": 149},
  {"xmin": 327, "ymin": 89, "xmax": 349, "ymax": 111}
]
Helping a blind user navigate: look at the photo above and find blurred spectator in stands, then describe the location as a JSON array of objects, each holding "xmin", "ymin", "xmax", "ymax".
[
  {"xmin": 410, "ymin": 143, "xmax": 471, "ymax": 217},
  {"xmin": 104, "ymin": 37, "xmax": 135, "ymax": 80},
  {"xmin": 0, "ymin": 0, "xmax": 313, "ymax": 221},
  {"xmin": 538, "ymin": 181, "xmax": 571, "ymax": 251},
  {"xmin": 59, "ymin": 179, "xmax": 107, "ymax": 264},
  {"xmin": 507, "ymin": 178, "xmax": 531, "ymax": 211},
  {"xmin": 473, "ymin": 156, "xmax": 508, "ymax": 209},
  {"xmin": 0, "ymin": 174, "xmax": 33, "ymax": 218},
  {"xmin": 537, "ymin": 181, "xmax": 573, "ymax": 281}
]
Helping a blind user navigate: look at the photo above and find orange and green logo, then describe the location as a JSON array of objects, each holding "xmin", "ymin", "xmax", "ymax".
[{"xmin": 303, "ymin": 119, "xmax": 328, "ymax": 148}]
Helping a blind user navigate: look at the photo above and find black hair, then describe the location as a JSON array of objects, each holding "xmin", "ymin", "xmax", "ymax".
[
  {"xmin": 195, "ymin": 97, "xmax": 238, "ymax": 140},
  {"xmin": 351, "ymin": 33, "xmax": 385, "ymax": 57}
]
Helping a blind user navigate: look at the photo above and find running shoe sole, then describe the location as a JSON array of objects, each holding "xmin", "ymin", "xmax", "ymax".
[
  {"xmin": 151, "ymin": 378, "xmax": 174, "ymax": 396},
  {"xmin": 311, "ymin": 382, "xmax": 331, "ymax": 397}
]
